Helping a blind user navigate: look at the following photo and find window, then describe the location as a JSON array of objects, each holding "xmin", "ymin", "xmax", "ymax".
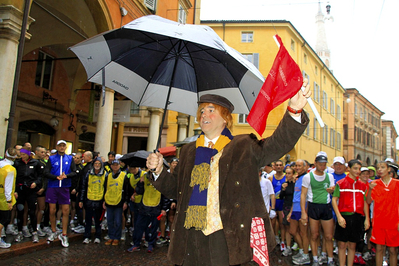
[
  {"xmin": 35, "ymin": 51, "xmax": 54, "ymax": 90},
  {"xmin": 313, "ymin": 82, "xmax": 320, "ymax": 103},
  {"xmin": 302, "ymin": 71, "xmax": 310, "ymax": 82},
  {"xmin": 343, "ymin": 124, "xmax": 348, "ymax": 140},
  {"xmin": 330, "ymin": 98, "xmax": 335, "ymax": 115},
  {"xmin": 313, "ymin": 118, "xmax": 318, "ymax": 140},
  {"xmin": 355, "ymin": 103, "xmax": 358, "ymax": 116},
  {"xmin": 360, "ymin": 107, "xmax": 363, "ymax": 118},
  {"xmin": 330, "ymin": 128, "xmax": 335, "ymax": 147},
  {"xmin": 304, "ymin": 53, "xmax": 308, "ymax": 64},
  {"xmin": 322, "ymin": 91, "xmax": 328, "ymax": 109},
  {"xmin": 291, "ymin": 39, "xmax": 295, "ymax": 51},
  {"xmin": 304, "ymin": 111, "xmax": 310, "ymax": 136},
  {"xmin": 242, "ymin": 53, "xmax": 259, "ymax": 69},
  {"xmin": 238, "ymin": 114, "xmax": 248, "ymax": 124},
  {"xmin": 178, "ymin": 5, "xmax": 187, "ymax": 24},
  {"xmin": 315, "ymin": 66, "xmax": 318, "ymax": 75},
  {"xmin": 337, "ymin": 132, "xmax": 341, "ymax": 150},
  {"xmin": 130, "ymin": 101, "xmax": 140, "ymax": 114},
  {"xmin": 323, "ymin": 76, "xmax": 326, "ymax": 84},
  {"xmin": 241, "ymin": 32, "xmax": 253, "ymax": 43},
  {"xmin": 323, "ymin": 125, "xmax": 328, "ymax": 144},
  {"xmin": 337, "ymin": 105, "xmax": 341, "ymax": 120}
]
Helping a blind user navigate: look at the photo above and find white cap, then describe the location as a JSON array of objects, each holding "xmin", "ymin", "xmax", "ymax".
[
  {"xmin": 57, "ymin": 140, "xmax": 67, "ymax": 145},
  {"xmin": 317, "ymin": 151, "xmax": 327, "ymax": 158},
  {"xmin": 333, "ymin": 156, "xmax": 345, "ymax": 165},
  {"xmin": 115, "ymin": 154, "xmax": 122, "ymax": 160},
  {"xmin": 361, "ymin": 167, "xmax": 369, "ymax": 172},
  {"xmin": 50, "ymin": 149, "xmax": 57, "ymax": 154},
  {"xmin": 385, "ymin": 158, "xmax": 394, "ymax": 163}
]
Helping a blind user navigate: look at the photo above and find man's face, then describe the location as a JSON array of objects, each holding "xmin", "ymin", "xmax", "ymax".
[
  {"xmin": 377, "ymin": 163, "xmax": 389, "ymax": 178},
  {"xmin": 93, "ymin": 161, "xmax": 102, "ymax": 171},
  {"xmin": 111, "ymin": 163, "xmax": 120, "ymax": 172},
  {"xmin": 360, "ymin": 171, "xmax": 369, "ymax": 182},
  {"xmin": 275, "ymin": 161, "xmax": 284, "ymax": 173},
  {"xmin": 108, "ymin": 154, "xmax": 115, "ymax": 163},
  {"xmin": 23, "ymin": 143, "xmax": 32, "ymax": 150},
  {"xmin": 368, "ymin": 169, "xmax": 375, "ymax": 177},
  {"xmin": 129, "ymin": 167, "xmax": 139, "ymax": 175},
  {"xmin": 35, "ymin": 148, "xmax": 46, "ymax": 159},
  {"xmin": 170, "ymin": 161, "xmax": 178, "ymax": 170},
  {"xmin": 199, "ymin": 104, "xmax": 226, "ymax": 139},
  {"xmin": 295, "ymin": 161, "xmax": 306, "ymax": 175},
  {"xmin": 333, "ymin": 162, "xmax": 346, "ymax": 175},
  {"xmin": 348, "ymin": 164, "xmax": 361, "ymax": 179},
  {"xmin": 73, "ymin": 154, "xmax": 82, "ymax": 165},
  {"xmin": 83, "ymin": 152, "xmax": 91, "ymax": 163},
  {"xmin": 314, "ymin": 161, "xmax": 327, "ymax": 173},
  {"xmin": 15, "ymin": 145, "xmax": 22, "ymax": 157},
  {"xmin": 56, "ymin": 143, "xmax": 67, "ymax": 154}
]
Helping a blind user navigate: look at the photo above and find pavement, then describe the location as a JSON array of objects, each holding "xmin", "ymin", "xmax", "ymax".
[{"xmin": 1, "ymin": 231, "xmax": 378, "ymax": 265}]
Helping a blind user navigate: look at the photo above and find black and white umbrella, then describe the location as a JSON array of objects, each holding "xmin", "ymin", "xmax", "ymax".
[{"xmin": 70, "ymin": 15, "xmax": 265, "ymax": 147}]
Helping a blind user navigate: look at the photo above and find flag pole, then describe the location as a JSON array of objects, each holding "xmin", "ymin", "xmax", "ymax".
[{"xmin": 273, "ymin": 35, "xmax": 325, "ymax": 128}]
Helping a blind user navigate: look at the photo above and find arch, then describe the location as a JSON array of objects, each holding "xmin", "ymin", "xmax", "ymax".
[
  {"xmin": 366, "ymin": 157, "xmax": 371, "ymax": 166},
  {"xmin": 374, "ymin": 159, "xmax": 378, "ymax": 166},
  {"xmin": 356, "ymin": 154, "xmax": 362, "ymax": 160},
  {"xmin": 18, "ymin": 120, "xmax": 56, "ymax": 149}
]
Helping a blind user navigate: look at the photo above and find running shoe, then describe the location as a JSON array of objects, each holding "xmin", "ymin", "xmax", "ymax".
[
  {"xmin": 105, "ymin": 239, "xmax": 113, "ymax": 245},
  {"xmin": 37, "ymin": 228, "xmax": 46, "ymax": 237},
  {"xmin": 22, "ymin": 228, "xmax": 32, "ymax": 238},
  {"xmin": 147, "ymin": 245, "xmax": 153, "ymax": 253},
  {"xmin": 318, "ymin": 253, "xmax": 327, "ymax": 264},
  {"xmin": 275, "ymin": 235, "xmax": 281, "ymax": 245},
  {"xmin": 15, "ymin": 232, "xmax": 23, "ymax": 242},
  {"xmin": 6, "ymin": 226, "xmax": 18, "ymax": 236},
  {"xmin": 292, "ymin": 242, "xmax": 299, "ymax": 251},
  {"xmin": 156, "ymin": 237, "xmax": 167, "ymax": 245},
  {"xmin": 83, "ymin": 238, "xmax": 91, "ymax": 244},
  {"xmin": 127, "ymin": 245, "xmax": 140, "ymax": 252},
  {"xmin": 47, "ymin": 232, "xmax": 56, "ymax": 242},
  {"xmin": 42, "ymin": 226, "xmax": 52, "ymax": 235},
  {"xmin": 293, "ymin": 254, "xmax": 311, "ymax": 265},
  {"xmin": 104, "ymin": 235, "xmax": 110, "ymax": 240},
  {"xmin": 94, "ymin": 238, "xmax": 101, "ymax": 244},
  {"xmin": 280, "ymin": 242, "xmax": 286, "ymax": 251},
  {"xmin": 32, "ymin": 233, "xmax": 39, "ymax": 243},
  {"xmin": 282, "ymin": 246, "xmax": 292, "ymax": 256},
  {"xmin": 0, "ymin": 238, "xmax": 11, "ymax": 249},
  {"xmin": 121, "ymin": 230, "xmax": 126, "ymax": 241},
  {"xmin": 362, "ymin": 251, "xmax": 372, "ymax": 261},
  {"xmin": 292, "ymin": 250, "xmax": 304, "ymax": 260},
  {"xmin": 355, "ymin": 255, "xmax": 366, "ymax": 265},
  {"xmin": 1, "ymin": 228, "xmax": 5, "ymax": 237},
  {"xmin": 312, "ymin": 261, "xmax": 319, "ymax": 266},
  {"xmin": 327, "ymin": 261, "xmax": 335, "ymax": 266},
  {"xmin": 112, "ymin": 240, "xmax": 119, "ymax": 246},
  {"xmin": 58, "ymin": 234, "xmax": 69, "ymax": 247}
]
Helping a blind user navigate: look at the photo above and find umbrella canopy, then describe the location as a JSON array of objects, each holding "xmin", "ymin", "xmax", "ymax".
[
  {"xmin": 70, "ymin": 15, "xmax": 265, "ymax": 117},
  {"xmin": 120, "ymin": 150, "xmax": 169, "ymax": 168}
]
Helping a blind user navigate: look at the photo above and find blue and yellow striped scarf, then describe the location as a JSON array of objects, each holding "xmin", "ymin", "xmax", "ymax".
[{"xmin": 184, "ymin": 128, "xmax": 233, "ymax": 230}]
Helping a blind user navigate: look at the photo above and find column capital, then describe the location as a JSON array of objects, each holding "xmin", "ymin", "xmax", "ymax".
[
  {"xmin": 147, "ymin": 107, "xmax": 164, "ymax": 116},
  {"xmin": 0, "ymin": 5, "xmax": 34, "ymax": 43},
  {"xmin": 177, "ymin": 113, "xmax": 189, "ymax": 126}
]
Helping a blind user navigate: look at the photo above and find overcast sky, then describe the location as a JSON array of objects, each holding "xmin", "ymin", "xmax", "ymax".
[{"xmin": 200, "ymin": 0, "xmax": 399, "ymax": 146}]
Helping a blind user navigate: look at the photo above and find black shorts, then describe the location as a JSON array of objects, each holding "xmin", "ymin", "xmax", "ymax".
[
  {"xmin": 282, "ymin": 205, "xmax": 291, "ymax": 225},
  {"xmin": 308, "ymin": 202, "xmax": 333, "ymax": 221},
  {"xmin": 0, "ymin": 210, "xmax": 11, "ymax": 226},
  {"xmin": 334, "ymin": 213, "xmax": 365, "ymax": 243}
]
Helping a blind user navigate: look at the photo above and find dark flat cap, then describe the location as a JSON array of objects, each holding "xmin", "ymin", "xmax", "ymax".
[
  {"xmin": 198, "ymin": 94, "xmax": 234, "ymax": 113},
  {"xmin": 315, "ymin": 155, "xmax": 328, "ymax": 163}
]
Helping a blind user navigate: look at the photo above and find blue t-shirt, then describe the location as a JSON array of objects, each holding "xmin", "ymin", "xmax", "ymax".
[
  {"xmin": 332, "ymin": 172, "xmax": 346, "ymax": 184},
  {"xmin": 292, "ymin": 173, "xmax": 305, "ymax": 212}
]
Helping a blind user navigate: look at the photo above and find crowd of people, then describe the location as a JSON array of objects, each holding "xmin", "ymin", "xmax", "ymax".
[
  {"xmin": 0, "ymin": 142, "xmax": 179, "ymax": 254},
  {"xmin": 260, "ymin": 153, "xmax": 399, "ymax": 266}
]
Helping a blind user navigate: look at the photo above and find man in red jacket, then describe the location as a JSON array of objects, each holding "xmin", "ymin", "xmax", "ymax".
[{"xmin": 332, "ymin": 159, "xmax": 370, "ymax": 266}]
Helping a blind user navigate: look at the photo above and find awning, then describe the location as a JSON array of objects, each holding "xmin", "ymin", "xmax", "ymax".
[{"xmin": 158, "ymin": 146, "xmax": 176, "ymax": 157}]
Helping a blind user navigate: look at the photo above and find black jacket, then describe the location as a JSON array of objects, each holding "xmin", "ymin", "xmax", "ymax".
[{"xmin": 14, "ymin": 158, "xmax": 42, "ymax": 188}]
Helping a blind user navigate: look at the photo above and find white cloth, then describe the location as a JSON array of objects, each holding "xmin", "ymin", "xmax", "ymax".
[
  {"xmin": 0, "ymin": 158, "xmax": 15, "ymax": 201},
  {"xmin": 259, "ymin": 178, "xmax": 274, "ymax": 212}
]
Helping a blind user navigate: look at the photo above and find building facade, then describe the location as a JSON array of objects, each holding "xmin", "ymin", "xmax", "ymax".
[
  {"xmin": 343, "ymin": 88, "xmax": 384, "ymax": 166},
  {"xmin": 381, "ymin": 120, "xmax": 398, "ymax": 163},
  {"xmin": 201, "ymin": 20, "xmax": 346, "ymax": 163},
  {"xmin": 0, "ymin": 0, "xmax": 199, "ymax": 156}
]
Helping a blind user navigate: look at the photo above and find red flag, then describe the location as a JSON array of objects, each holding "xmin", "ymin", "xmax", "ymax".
[{"xmin": 247, "ymin": 35, "xmax": 303, "ymax": 136}]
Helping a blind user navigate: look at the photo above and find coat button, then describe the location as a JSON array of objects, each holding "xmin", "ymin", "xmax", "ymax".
[
  {"xmin": 235, "ymin": 181, "xmax": 240, "ymax": 186},
  {"xmin": 179, "ymin": 191, "xmax": 182, "ymax": 194},
  {"xmin": 176, "ymin": 211, "xmax": 178, "ymax": 214},
  {"xmin": 234, "ymin": 202, "xmax": 240, "ymax": 208},
  {"xmin": 240, "ymin": 224, "xmax": 245, "ymax": 229}
]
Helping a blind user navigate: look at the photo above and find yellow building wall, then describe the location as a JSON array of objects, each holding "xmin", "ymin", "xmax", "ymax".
[{"xmin": 201, "ymin": 22, "xmax": 345, "ymax": 163}]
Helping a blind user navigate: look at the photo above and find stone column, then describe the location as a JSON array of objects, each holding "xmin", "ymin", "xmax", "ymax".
[
  {"xmin": 94, "ymin": 88, "xmax": 114, "ymax": 157},
  {"xmin": 147, "ymin": 108, "xmax": 163, "ymax": 151},
  {"xmin": 122, "ymin": 136, "xmax": 128, "ymax": 154},
  {"xmin": 0, "ymin": 4, "xmax": 33, "ymax": 152},
  {"xmin": 116, "ymin": 122, "xmax": 125, "ymax": 154},
  {"xmin": 177, "ymin": 112, "xmax": 189, "ymax": 141}
]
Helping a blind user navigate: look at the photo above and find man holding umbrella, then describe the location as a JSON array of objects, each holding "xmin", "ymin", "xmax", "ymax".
[{"xmin": 147, "ymin": 80, "xmax": 311, "ymax": 265}]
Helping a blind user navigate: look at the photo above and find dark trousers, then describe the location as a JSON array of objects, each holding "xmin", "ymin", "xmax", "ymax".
[
  {"xmin": 132, "ymin": 213, "xmax": 160, "ymax": 247},
  {"xmin": 84, "ymin": 201, "xmax": 103, "ymax": 239},
  {"xmin": 16, "ymin": 185, "xmax": 37, "ymax": 232}
]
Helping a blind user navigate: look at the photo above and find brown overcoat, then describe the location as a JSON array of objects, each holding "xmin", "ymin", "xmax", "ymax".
[{"xmin": 152, "ymin": 111, "xmax": 309, "ymax": 265}]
